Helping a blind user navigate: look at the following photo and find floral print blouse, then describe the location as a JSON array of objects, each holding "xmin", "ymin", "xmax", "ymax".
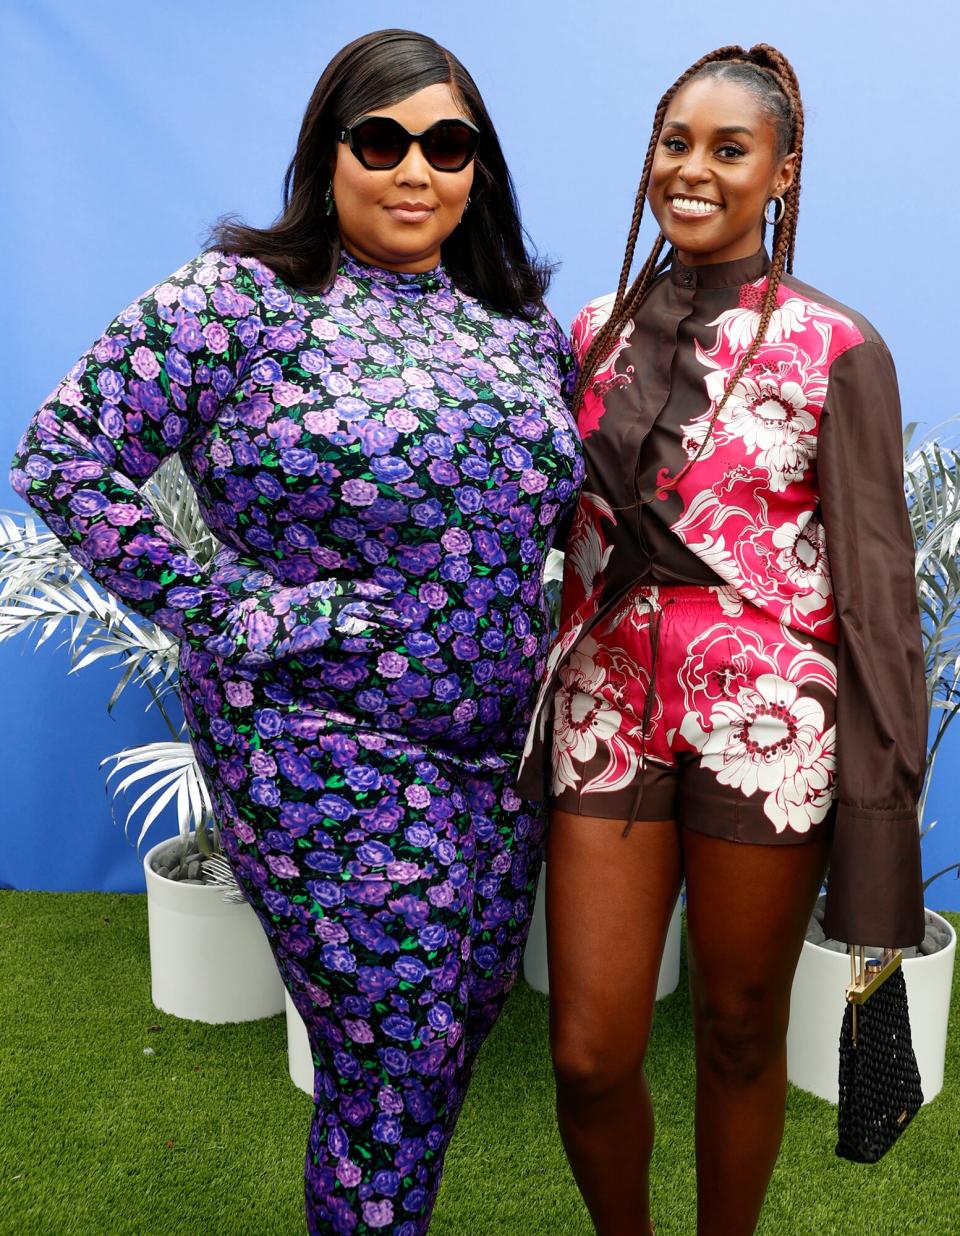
[{"xmin": 522, "ymin": 248, "xmax": 925, "ymax": 947}]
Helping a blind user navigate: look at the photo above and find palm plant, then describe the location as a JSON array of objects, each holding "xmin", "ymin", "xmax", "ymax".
[
  {"xmin": 904, "ymin": 420, "xmax": 960, "ymax": 890},
  {"xmin": 0, "ymin": 457, "xmax": 223, "ymax": 868}
]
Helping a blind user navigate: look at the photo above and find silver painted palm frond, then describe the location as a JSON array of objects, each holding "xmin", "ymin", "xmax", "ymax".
[
  {"xmin": 201, "ymin": 853, "xmax": 248, "ymax": 904},
  {"xmin": 2, "ymin": 456, "xmax": 243, "ymax": 897},
  {"xmin": 904, "ymin": 420, "xmax": 960, "ymax": 888},
  {"xmin": 0, "ymin": 459, "xmax": 212, "ymax": 721},
  {"xmin": 101, "ymin": 740, "xmax": 214, "ymax": 850},
  {"xmin": 145, "ymin": 455, "xmax": 220, "ymax": 567}
]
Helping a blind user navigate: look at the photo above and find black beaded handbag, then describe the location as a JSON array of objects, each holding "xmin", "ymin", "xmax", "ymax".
[{"xmin": 836, "ymin": 947, "xmax": 923, "ymax": 1163}]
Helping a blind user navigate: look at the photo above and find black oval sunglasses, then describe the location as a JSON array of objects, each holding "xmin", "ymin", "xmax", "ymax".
[{"xmin": 339, "ymin": 116, "xmax": 480, "ymax": 173}]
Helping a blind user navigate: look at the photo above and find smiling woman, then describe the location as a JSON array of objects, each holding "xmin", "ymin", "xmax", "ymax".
[
  {"xmin": 9, "ymin": 26, "xmax": 584, "ymax": 1236},
  {"xmin": 524, "ymin": 43, "xmax": 928, "ymax": 1236},
  {"xmin": 650, "ymin": 75, "xmax": 796, "ymax": 267}
]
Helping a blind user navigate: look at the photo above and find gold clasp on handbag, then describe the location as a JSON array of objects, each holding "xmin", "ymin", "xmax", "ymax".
[{"xmin": 846, "ymin": 946, "xmax": 902, "ymax": 1045}]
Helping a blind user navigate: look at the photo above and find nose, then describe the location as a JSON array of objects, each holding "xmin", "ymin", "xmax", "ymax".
[
  {"xmin": 679, "ymin": 149, "xmax": 710, "ymax": 186},
  {"xmin": 394, "ymin": 140, "xmax": 431, "ymax": 188}
]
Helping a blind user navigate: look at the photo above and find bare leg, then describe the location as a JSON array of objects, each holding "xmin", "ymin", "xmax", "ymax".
[
  {"xmin": 683, "ymin": 828, "xmax": 830, "ymax": 1236},
  {"xmin": 548, "ymin": 810, "xmax": 682, "ymax": 1236}
]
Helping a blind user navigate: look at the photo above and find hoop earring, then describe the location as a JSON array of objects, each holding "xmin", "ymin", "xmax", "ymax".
[
  {"xmin": 765, "ymin": 195, "xmax": 785, "ymax": 225},
  {"xmin": 325, "ymin": 186, "xmax": 335, "ymax": 217}
]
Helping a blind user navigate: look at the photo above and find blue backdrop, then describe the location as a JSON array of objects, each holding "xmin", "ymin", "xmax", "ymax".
[{"xmin": 2, "ymin": 0, "xmax": 958, "ymax": 907}]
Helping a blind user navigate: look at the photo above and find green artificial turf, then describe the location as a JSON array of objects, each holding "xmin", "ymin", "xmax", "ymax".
[{"xmin": 0, "ymin": 892, "xmax": 957, "ymax": 1235}]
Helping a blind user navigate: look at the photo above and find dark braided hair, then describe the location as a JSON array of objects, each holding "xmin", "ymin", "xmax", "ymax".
[{"xmin": 572, "ymin": 44, "xmax": 804, "ymax": 493}]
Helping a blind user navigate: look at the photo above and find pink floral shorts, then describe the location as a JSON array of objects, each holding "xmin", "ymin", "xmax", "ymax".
[{"xmin": 551, "ymin": 584, "xmax": 838, "ymax": 844}]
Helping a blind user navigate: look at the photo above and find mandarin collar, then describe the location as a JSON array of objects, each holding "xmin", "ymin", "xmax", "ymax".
[
  {"xmin": 339, "ymin": 248, "xmax": 451, "ymax": 295},
  {"xmin": 668, "ymin": 246, "xmax": 770, "ymax": 291}
]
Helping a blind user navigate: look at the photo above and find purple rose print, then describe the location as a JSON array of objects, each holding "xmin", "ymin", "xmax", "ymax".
[
  {"xmin": 251, "ymin": 357, "xmax": 283, "ymax": 384},
  {"xmin": 281, "ymin": 447, "xmax": 318, "ymax": 476},
  {"xmin": 254, "ymin": 708, "xmax": 283, "ymax": 739},
  {"xmin": 380, "ymin": 1047, "xmax": 411, "ymax": 1077},
  {"xmin": 250, "ymin": 776, "xmax": 282, "ymax": 807},
  {"xmin": 10, "ymin": 247, "xmax": 582, "ymax": 1236},
  {"xmin": 361, "ymin": 1200, "xmax": 394, "ymax": 1228},
  {"xmin": 426, "ymin": 459, "xmax": 458, "ymax": 486},
  {"xmin": 69, "ymin": 488, "xmax": 111, "ymax": 516},
  {"xmin": 322, "ymin": 944, "xmax": 357, "ymax": 973}
]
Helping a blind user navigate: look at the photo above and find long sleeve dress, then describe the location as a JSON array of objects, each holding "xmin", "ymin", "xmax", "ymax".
[
  {"xmin": 10, "ymin": 248, "xmax": 584, "ymax": 1236},
  {"xmin": 519, "ymin": 247, "xmax": 925, "ymax": 948}
]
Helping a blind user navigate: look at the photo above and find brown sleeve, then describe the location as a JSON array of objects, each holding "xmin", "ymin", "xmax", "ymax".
[{"xmin": 818, "ymin": 340, "xmax": 927, "ymax": 946}]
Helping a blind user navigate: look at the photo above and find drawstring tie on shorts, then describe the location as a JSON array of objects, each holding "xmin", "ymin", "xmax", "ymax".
[{"xmin": 622, "ymin": 600, "xmax": 666, "ymax": 838}]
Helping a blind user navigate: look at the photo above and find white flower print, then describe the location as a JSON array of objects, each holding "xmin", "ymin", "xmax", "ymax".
[
  {"xmin": 679, "ymin": 673, "xmax": 835, "ymax": 834},
  {"xmin": 717, "ymin": 374, "xmax": 817, "ymax": 492},
  {"xmin": 771, "ymin": 513, "xmax": 832, "ymax": 617},
  {"xmin": 711, "ymin": 584, "xmax": 744, "ymax": 617},
  {"xmin": 552, "ymin": 688, "xmax": 623, "ymax": 794},
  {"xmin": 708, "ymin": 289, "xmax": 812, "ymax": 352},
  {"xmin": 678, "ymin": 623, "xmax": 780, "ymax": 726},
  {"xmin": 770, "ymin": 724, "xmax": 835, "ymax": 834},
  {"xmin": 566, "ymin": 491, "xmax": 615, "ymax": 599},
  {"xmin": 689, "ymin": 334, "xmax": 828, "ymax": 496},
  {"xmin": 572, "ymin": 294, "xmax": 635, "ymax": 387},
  {"xmin": 521, "ymin": 618, "xmax": 587, "ymax": 762},
  {"xmin": 679, "ymin": 410, "xmax": 718, "ymax": 463},
  {"xmin": 552, "ymin": 640, "xmax": 622, "ymax": 794}
]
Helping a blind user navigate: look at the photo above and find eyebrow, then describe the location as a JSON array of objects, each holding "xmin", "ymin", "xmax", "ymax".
[{"xmin": 663, "ymin": 121, "xmax": 755, "ymax": 137}]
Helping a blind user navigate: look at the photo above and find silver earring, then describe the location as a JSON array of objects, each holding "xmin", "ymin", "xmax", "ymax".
[
  {"xmin": 765, "ymin": 195, "xmax": 785, "ymax": 225},
  {"xmin": 325, "ymin": 186, "xmax": 335, "ymax": 217}
]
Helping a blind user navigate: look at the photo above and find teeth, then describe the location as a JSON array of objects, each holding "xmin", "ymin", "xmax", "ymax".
[{"xmin": 672, "ymin": 197, "xmax": 721, "ymax": 214}]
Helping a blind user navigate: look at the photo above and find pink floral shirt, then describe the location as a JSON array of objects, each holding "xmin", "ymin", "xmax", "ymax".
[{"xmin": 523, "ymin": 248, "xmax": 926, "ymax": 946}]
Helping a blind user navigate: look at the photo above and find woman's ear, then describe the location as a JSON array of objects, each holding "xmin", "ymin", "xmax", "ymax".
[{"xmin": 774, "ymin": 151, "xmax": 798, "ymax": 198}]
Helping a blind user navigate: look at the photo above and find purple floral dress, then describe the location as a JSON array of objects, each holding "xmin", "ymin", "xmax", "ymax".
[{"xmin": 10, "ymin": 248, "xmax": 583, "ymax": 1235}]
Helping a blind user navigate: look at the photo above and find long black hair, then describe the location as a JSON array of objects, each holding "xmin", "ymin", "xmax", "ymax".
[{"xmin": 209, "ymin": 28, "xmax": 550, "ymax": 317}]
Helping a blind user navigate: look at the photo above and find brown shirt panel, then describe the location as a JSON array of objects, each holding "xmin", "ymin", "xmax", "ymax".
[{"xmin": 817, "ymin": 341, "xmax": 926, "ymax": 944}]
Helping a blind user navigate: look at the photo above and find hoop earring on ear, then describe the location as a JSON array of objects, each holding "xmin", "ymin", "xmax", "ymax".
[
  {"xmin": 765, "ymin": 195, "xmax": 785, "ymax": 225},
  {"xmin": 325, "ymin": 186, "xmax": 335, "ymax": 217}
]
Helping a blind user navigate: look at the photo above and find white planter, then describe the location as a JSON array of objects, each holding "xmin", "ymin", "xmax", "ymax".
[
  {"xmin": 143, "ymin": 836, "xmax": 285, "ymax": 1024},
  {"xmin": 786, "ymin": 908, "xmax": 956, "ymax": 1105},
  {"xmin": 522, "ymin": 861, "xmax": 682, "ymax": 999},
  {"xmin": 286, "ymin": 989, "xmax": 315, "ymax": 1095}
]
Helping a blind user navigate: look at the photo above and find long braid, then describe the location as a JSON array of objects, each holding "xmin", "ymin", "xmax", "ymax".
[
  {"xmin": 570, "ymin": 45, "xmax": 746, "ymax": 412},
  {"xmin": 617, "ymin": 235, "xmax": 667, "ymax": 327},
  {"xmin": 573, "ymin": 43, "xmax": 806, "ymax": 504},
  {"xmin": 753, "ymin": 44, "xmax": 804, "ymax": 273}
]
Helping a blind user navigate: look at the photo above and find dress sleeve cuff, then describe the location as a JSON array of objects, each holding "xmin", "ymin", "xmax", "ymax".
[{"xmin": 823, "ymin": 804, "xmax": 925, "ymax": 946}]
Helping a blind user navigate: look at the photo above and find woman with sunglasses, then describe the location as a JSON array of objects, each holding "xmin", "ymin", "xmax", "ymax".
[
  {"xmin": 11, "ymin": 28, "xmax": 582, "ymax": 1235},
  {"xmin": 519, "ymin": 44, "xmax": 925, "ymax": 1234}
]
